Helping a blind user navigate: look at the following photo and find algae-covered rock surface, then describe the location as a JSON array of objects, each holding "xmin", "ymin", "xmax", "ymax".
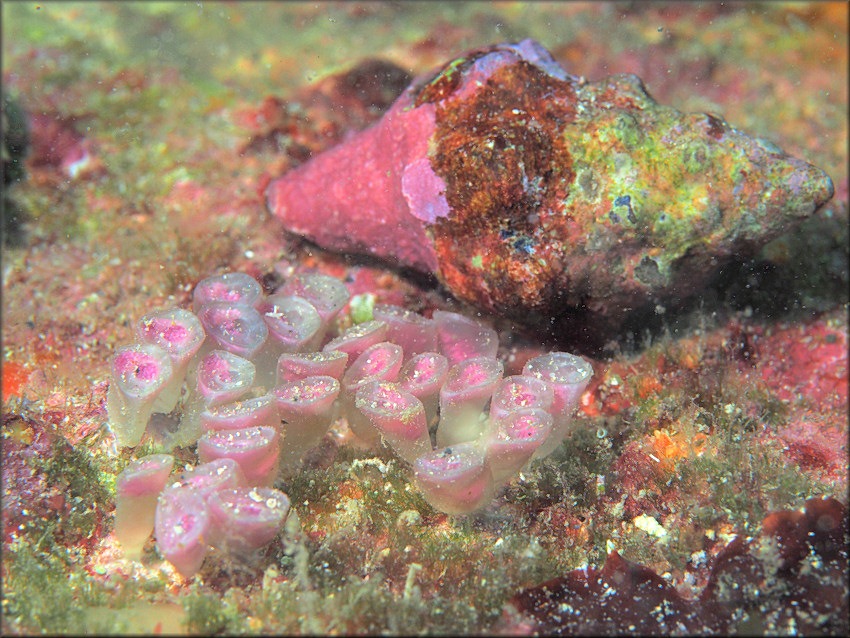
[{"xmin": 2, "ymin": 3, "xmax": 847, "ymax": 635}]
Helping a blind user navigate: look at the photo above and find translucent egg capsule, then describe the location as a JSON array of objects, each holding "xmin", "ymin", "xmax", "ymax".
[
  {"xmin": 276, "ymin": 349, "xmax": 348, "ymax": 385},
  {"xmin": 192, "ymin": 272, "xmax": 262, "ymax": 312},
  {"xmin": 277, "ymin": 272, "xmax": 350, "ymax": 328},
  {"xmin": 340, "ymin": 341, "xmax": 404, "ymax": 444},
  {"xmin": 436, "ymin": 356, "xmax": 504, "ymax": 448},
  {"xmin": 522, "ymin": 352, "xmax": 593, "ymax": 458},
  {"xmin": 107, "ymin": 343, "xmax": 174, "ymax": 448},
  {"xmin": 171, "ymin": 458, "xmax": 247, "ymax": 501},
  {"xmin": 207, "ymin": 487, "xmax": 291, "ymax": 554},
  {"xmin": 413, "ymin": 442, "xmax": 494, "ymax": 515},
  {"xmin": 114, "ymin": 453, "xmax": 175, "ymax": 560},
  {"xmin": 175, "ymin": 350, "xmax": 256, "ymax": 447},
  {"xmin": 199, "ymin": 394, "xmax": 280, "ymax": 434},
  {"xmin": 194, "ymin": 350, "xmax": 256, "ymax": 407},
  {"xmin": 488, "ymin": 375, "xmax": 554, "ymax": 423},
  {"xmin": 136, "ymin": 308, "xmax": 205, "ymax": 412},
  {"xmin": 432, "ymin": 309, "xmax": 498, "ymax": 367},
  {"xmin": 273, "ymin": 375, "xmax": 340, "ymax": 471},
  {"xmin": 154, "ymin": 486, "xmax": 211, "ymax": 579},
  {"xmin": 255, "ymin": 294, "xmax": 324, "ymax": 386},
  {"xmin": 197, "ymin": 301, "xmax": 268, "ymax": 361},
  {"xmin": 372, "ymin": 303, "xmax": 437, "ymax": 361},
  {"xmin": 260, "ymin": 295, "xmax": 323, "ymax": 354},
  {"xmin": 355, "ymin": 381, "xmax": 431, "ymax": 464},
  {"xmin": 197, "ymin": 426, "xmax": 281, "ymax": 488},
  {"xmin": 323, "ymin": 319, "xmax": 389, "ymax": 363},
  {"xmin": 397, "ymin": 351, "xmax": 449, "ymax": 426},
  {"xmin": 484, "ymin": 408, "xmax": 553, "ymax": 485}
]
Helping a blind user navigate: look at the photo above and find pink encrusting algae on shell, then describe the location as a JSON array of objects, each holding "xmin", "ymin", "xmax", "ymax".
[{"xmin": 106, "ymin": 270, "xmax": 592, "ymax": 576}]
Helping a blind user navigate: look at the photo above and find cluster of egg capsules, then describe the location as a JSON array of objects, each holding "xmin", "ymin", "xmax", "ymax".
[{"xmin": 108, "ymin": 272, "xmax": 592, "ymax": 577}]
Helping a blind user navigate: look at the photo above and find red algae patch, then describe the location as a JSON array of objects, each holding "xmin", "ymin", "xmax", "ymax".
[
  {"xmin": 754, "ymin": 316, "xmax": 848, "ymax": 410},
  {"xmin": 1, "ymin": 361, "xmax": 31, "ymax": 402}
]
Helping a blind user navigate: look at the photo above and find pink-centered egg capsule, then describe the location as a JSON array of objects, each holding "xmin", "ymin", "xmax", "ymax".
[
  {"xmin": 259, "ymin": 294, "xmax": 323, "ymax": 354},
  {"xmin": 340, "ymin": 341, "xmax": 404, "ymax": 444},
  {"xmin": 169, "ymin": 458, "xmax": 247, "ymax": 548},
  {"xmin": 322, "ymin": 319, "xmax": 389, "ymax": 363},
  {"xmin": 173, "ymin": 350, "xmax": 256, "ymax": 447},
  {"xmin": 136, "ymin": 308, "xmax": 205, "ymax": 412},
  {"xmin": 273, "ymin": 375, "xmax": 340, "ymax": 470},
  {"xmin": 276, "ymin": 272, "xmax": 350, "ymax": 328},
  {"xmin": 197, "ymin": 301, "xmax": 268, "ymax": 361},
  {"xmin": 342, "ymin": 341, "xmax": 404, "ymax": 388},
  {"xmin": 436, "ymin": 356, "xmax": 504, "ymax": 448},
  {"xmin": 107, "ymin": 343, "xmax": 174, "ymax": 448},
  {"xmin": 254, "ymin": 295, "xmax": 324, "ymax": 388},
  {"xmin": 372, "ymin": 304, "xmax": 437, "ymax": 361},
  {"xmin": 322, "ymin": 320, "xmax": 388, "ymax": 363},
  {"xmin": 171, "ymin": 458, "xmax": 247, "ymax": 501},
  {"xmin": 485, "ymin": 408, "xmax": 553, "ymax": 484},
  {"xmin": 197, "ymin": 426, "xmax": 281, "ymax": 488},
  {"xmin": 355, "ymin": 381, "xmax": 431, "ymax": 464},
  {"xmin": 397, "ymin": 351, "xmax": 449, "ymax": 426},
  {"xmin": 413, "ymin": 442, "xmax": 494, "ymax": 515},
  {"xmin": 207, "ymin": 487, "xmax": 291, "ymax": 554},
  {"xmin": 199, "ymin": 394, "xmax": 280, "ymax": 434},
  {"xmin": 276, "ymin": 350, "xmax": 348, "ymax": 385},
  {"xmin": 432, "ymin": 309, "xmax": 498, "ymax": 367},
  {"xmin": 192, "ymin": 272, "xmax": 262, "ymax": 312},
  {"xmin": 154, "ymin": 486, "xmax": 211, "ymax": 579},
  {"xmin": 195, "ymin": 350, "xmax": 256, "ymax": 407},
  {"xmin": 488, "ymin": 375, "xmax": 554, "ymax": 423},
  {"xmin": 522, "ymin": 352, "xmax": 593, "ymax": 458}
]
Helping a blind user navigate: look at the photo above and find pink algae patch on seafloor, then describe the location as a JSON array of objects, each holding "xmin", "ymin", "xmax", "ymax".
[
  {"xmin": 754, "ymin": 317, "xmax": 848, "ymax": 410},
  {"xmin": 777, "ymin": 412, "xmax": 848, "ymax": 485}
]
